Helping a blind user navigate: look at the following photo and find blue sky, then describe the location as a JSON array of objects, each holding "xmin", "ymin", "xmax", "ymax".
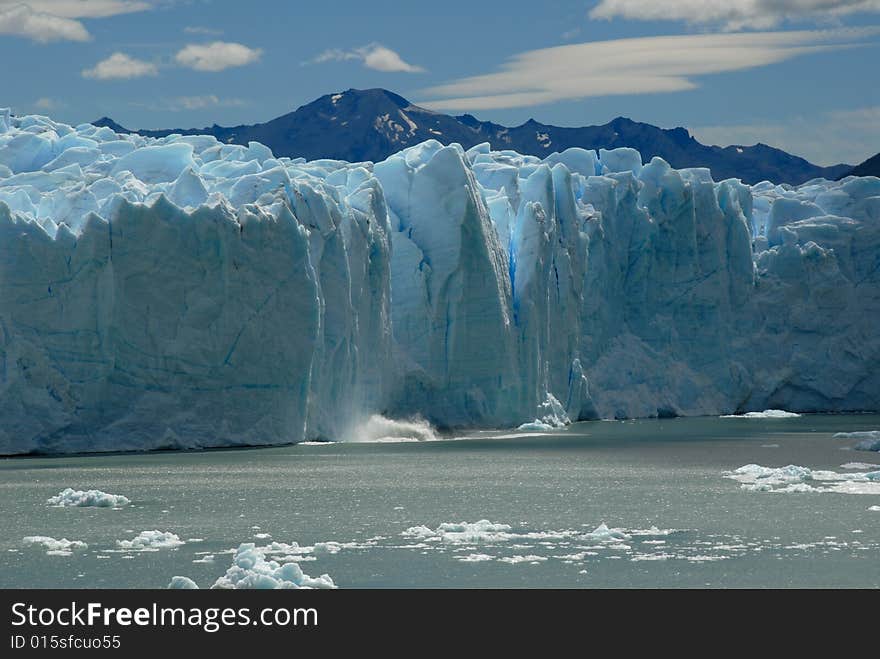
[{"xmin": 1, "ymin": 0, "xmax": 878, "ymax": 165}]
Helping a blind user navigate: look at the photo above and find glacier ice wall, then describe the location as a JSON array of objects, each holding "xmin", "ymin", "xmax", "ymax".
[
  {"xmin": 0, "ymin": 110, "xmax": 393, "ymax": 453},
  {"xmin": 0, "ymin": 109, "xmax": 878, "ymax": 454}
]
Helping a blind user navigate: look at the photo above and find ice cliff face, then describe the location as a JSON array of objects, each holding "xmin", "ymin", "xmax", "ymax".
[
  {"xmin": 0, "ymin": 110, "xmax": 392, "ymax": 453},
  {"xmin": 0, "ymin": 109, "xmax": 878, "ymax": 453}
]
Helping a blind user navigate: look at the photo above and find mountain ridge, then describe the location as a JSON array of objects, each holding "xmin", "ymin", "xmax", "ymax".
[{"xmin": 93, "ymin": 88, "xmax": 852, "ymax": 185}]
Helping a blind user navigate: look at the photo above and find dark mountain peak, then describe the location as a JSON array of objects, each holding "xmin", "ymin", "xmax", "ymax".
[
  {"xmin": 608, "ymin": 116, "xmax": 636, "ymax": 127},
  {"xmin": 456, "ymin": 113, "xmax": 481, "ymax": 128},
  {"xmin": 842, "ymin": 152, "xmax": 880, "ymax": 178},
  {"xmin": 90, "ymin": 88, "xmax": 852, "ymax": 185},
  {"xmin": 93, "ymin": 117, "xmax": 130, "ymax": 133}
]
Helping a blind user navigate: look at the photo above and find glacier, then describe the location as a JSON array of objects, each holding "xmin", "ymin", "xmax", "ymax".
[{"xmin": 0, "ymin": 108, "xmax": 878, "ymax": 454}]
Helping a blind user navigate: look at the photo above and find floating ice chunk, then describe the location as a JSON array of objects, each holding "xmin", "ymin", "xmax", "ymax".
[
  {"xmin": 403, "ymin": 520, "xmax": 514, "ymax": 545},
  {"xmin": 841, "ymin": 462, "xmax": 880, "ymax": 470},
  {"xmin": 869, "ymin": 506, "xmax": 880, "ymax": 512},
  {"xmin": 721, "ymin": 410, "xmax": 801, "ymax": 418},
  {"xmin": 211, "ymin": 543, "xmax": 336, "ymax": 589},
  {"xmin": 516, "ymin": 421, "xmax": 554, "ymax": 431},
  {"xmin": 117, "ymin": 531, "xmax": 185, "ymax": 551},
  {"xmin": 724, "ymin": 464, "xmax": 880, "ymax": 494},
  {"xmin": 47, "ymin": 488, "xmax": 130, "ymax": 508},
  {"xmin": 168, "ymin": 576, "xmax": 199, "ymax": 589},
  {"xmin": 498, "ymin": 555, "xmax": 547, "ymax": 564},
  {"xmin": 834, "ymin": 431, "xmax": 880, "ymax": 451},
  {"xmin": 23, "ymin": 536, "xmax": 87, "ymax": 556},
  {"xmin": 456, "ymin": 553, "xmax": 495, "ymax": 562},
  {"xmin": 583, "ymin": 523, "xmax": 631, "ymax": 542}
]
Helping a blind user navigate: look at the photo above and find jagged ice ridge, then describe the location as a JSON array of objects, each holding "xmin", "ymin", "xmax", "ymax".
[{"xmin": 0, "ymin": 109, "xmax": 878, "ymax": 454}]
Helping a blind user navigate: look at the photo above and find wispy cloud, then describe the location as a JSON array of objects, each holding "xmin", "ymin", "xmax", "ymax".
[
  {"xmin": 175, "ymin": 41, "xmax": 262, "ymax": 72},
  {"xmin": 418, "ymin": 28, "xmax": 880, "ymax": 110},
  {"xmin": 33, "ymin": 96, "xmax": 65, "ymax": 111},
  {"xmin": 691, "ymin": 106, "xmax": 880, "ymax": 166},
  {"xmin": 0, "ymin": 3, "xmax": 90, "ymax": 41},
  {"xmin": 183, "ymin": 25, "xmax": 222, "ymax": 36},
  {"xmin": 589, "ymin": 0, "xmax": 880, "ymax": 31},
  {"xmin": 82, "ymin": 52, "xmax": 158, "ymax": 79},
  {"xmin": 129, "ymin": 94, "xmax": 247, "ymax": 112},
  {"xmin": 308, "ymin": 42, "xmax": 425, "ymax": 73},
  {"xmin": 0, "ymin": 1, "xmax": 151, "ymax": 19},
  {"xmin": 168, "ymin": 95, "xmax": 246, "ymax": 110}
]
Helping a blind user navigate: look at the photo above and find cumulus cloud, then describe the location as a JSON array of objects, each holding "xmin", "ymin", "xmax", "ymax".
[
  {"xmin": 0, "ymin": 3, "xmax": 90, "ymax": 41},
  {"xmin": 82, "ymin": 52, "xmax": 157, "ymax": 79},
  {"xmin": 691, "ymin": 106, "xmax": 880, "ymax": 166},
  {"xmin": 0, "ymin": 1, "xmax": 151, "ymax": 18},
  {"xmin": 175, "ymin": 41, "xmax": 262, "ymax": 72},
  {"xmin": 589, "ymin": 0, "xmax": 880, "ymax": 31},
  {"xmin": 309, "ymin": 42, "xmax": 425, "ymax": 73},
  {"xmin": 419, "ymin": 28, "xmax": 880, "ymax": 110}
]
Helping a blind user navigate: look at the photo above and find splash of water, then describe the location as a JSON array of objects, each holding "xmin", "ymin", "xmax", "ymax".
[{"xmin": 345, "ymin": 415, "xmax": 438, "ymax": 443}]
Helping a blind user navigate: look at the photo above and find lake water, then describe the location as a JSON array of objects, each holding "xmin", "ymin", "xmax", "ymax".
[{"xmin": 3, "ymin": 414, "xmax": 880, "ymax": 588}]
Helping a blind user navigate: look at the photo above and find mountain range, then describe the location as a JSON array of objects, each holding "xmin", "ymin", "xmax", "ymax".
[{"xmin": 94, "ymin": 88, "xmax": 855, "ymax": 185}]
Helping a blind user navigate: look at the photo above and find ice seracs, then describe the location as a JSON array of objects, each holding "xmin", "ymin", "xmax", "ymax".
[{"xmin": 0, "ymin": 110, "xmax": 878, "ymax": 454}]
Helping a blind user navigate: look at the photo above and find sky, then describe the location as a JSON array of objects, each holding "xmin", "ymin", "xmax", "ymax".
[{"xmin": 1, "ymin": 0, "xmax": 878, "ymax": 165}]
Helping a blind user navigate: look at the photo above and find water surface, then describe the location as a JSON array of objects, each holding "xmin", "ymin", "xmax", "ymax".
[{"xmin": 2, "ymin": 414, "xmax": 879, "ymax": 588}]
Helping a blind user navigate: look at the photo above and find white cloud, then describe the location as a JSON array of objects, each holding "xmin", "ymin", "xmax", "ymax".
[
  {"xmin": 33, "ymin": 96, "xmax": 63, "ymax": 110},
  {"xmin": 168, "ymin": 95, "xmax": 246, "ymax": 110},
  {"xmin": 691, "ymin": 106, "xmax": 880, "ymax": 166},
  {"xmin": 589, "ymin": 0, "xmax": 880, "ymax": 31},
  {"xmin": 0, "ymin": 3, "xmax": 90, "ymax": 41},
  {"xmin": 0, "ymin": 1, "xmax": 151, "ymax": 18},
  {"xmin": 309, "ymin": 42, "xmax": 425, "ymax": 73},
  {"xmin": 175, "ymin": 41, "xmax": 262, "ymax": 72},
  {"xmin": 418, "ymin": 28, "xmax": 880, "ymax": 110},
  {"xmin": 82, "ymin": 52, "xmax": 158, "ymax": 79},
  {"xmin": 183, "ymin": 25, "xmax": 222, "ymax": 35}
]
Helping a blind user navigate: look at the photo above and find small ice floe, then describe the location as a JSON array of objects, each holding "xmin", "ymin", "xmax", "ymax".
[
  {"xmin": 210, "ymin": 543, "xmax": 336, "ymax": 589},
  {"xmin": 724, "ymin": 464, "xmax": 880, "ymax": 494},
  {"xmin": 841, "ymin": 462, "xmax": 880, "ymax": 470},
  {"xmin": 403, "ymin": 520, "xmax": 514, "ymax": 544},
  {"xmin": 833, "ymin": 431, "xmax": 880, "ymax": 452},
  {"xmin": 116, "ymin": 531, "xmax": 185, "ymax": 551},
  {"xmin": 168, "ymin": 576, "xmax": 199, "ymax": 589},
  {"xmin": 721, "ymin": 410, "xmax": 800, "ymax": 419},
  {"xmin": 582, "ymin": 523, "xmax": 631, "ymax": 543},
  {"xmin": 47, "ymin": 488, "xmax": 130, "ymax": 508},
  {"xmin": 517, "ymin": 421, "xmax": 554, "ymax": 431},
  {"xmin": 22, "ymin": 536, "xmax": 87, "ymax": 556},
  {"xmin": 497, "ymin": 555, "xmax": 547, "ymax": 565},
  {"xmin": 456, "ymin": 553, "xmax": 495, "ymax": 563}
]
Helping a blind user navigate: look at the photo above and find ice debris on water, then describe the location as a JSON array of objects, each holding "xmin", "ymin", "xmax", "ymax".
[
  {"xmin": 46, "ymin": 488, "xmax": 130, "ymax": 508},
  {"xmin": 22, "ymin": 536, "xmax": 88, "ymax": 556},
  {"xmin": 210, "ymin": 543, "xmax": 336, "ymax": 589},
  {"xmin": 116, "ymin": 531, "xmax": 185, "ymax": 551}
]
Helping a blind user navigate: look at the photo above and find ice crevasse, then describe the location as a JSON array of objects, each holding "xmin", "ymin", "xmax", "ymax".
[{"xmin": 0, "ymin": 109, "xmax": 878, "ymax": 454}]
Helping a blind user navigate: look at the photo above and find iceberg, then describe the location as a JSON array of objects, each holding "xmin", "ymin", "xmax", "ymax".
[
  {"xmin": 22, "ymin": 536, "xmax": 88, "ymax": 556},
  {"xmin": 46, "ymin": 488, "xmax": 130, "ymax": 508},
  {"xmin": 0, "ymin": 111, "xmax": 878, "ymax": 454},
  {"xmin": 211, "ymin": 543, "xmax": 336, "ymax": 589},
  {"xmin": 116, "ymin": 530, "xmax": 185, "ymax": 551}
]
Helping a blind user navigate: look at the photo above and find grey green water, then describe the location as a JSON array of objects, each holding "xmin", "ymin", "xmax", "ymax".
[{"xmin": 2, "ymin": 414, "xmax": 880, "ymax": 588}]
